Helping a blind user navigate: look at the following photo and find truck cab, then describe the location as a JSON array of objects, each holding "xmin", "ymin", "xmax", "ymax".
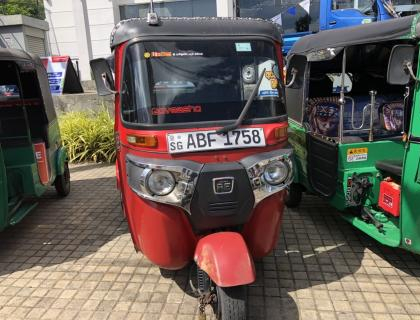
[{"xmin": 238, "ymin": 0, "xmax": 420, "ymax": 54}]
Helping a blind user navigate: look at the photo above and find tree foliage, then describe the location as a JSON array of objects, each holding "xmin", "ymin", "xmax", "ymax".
[{"xmin": 0, "ymin": 0, "xmax": 45, "ymax": 20}]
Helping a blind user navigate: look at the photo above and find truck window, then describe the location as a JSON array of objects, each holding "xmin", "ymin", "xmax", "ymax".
[
  {"xmin": 331, "ymin": 0, "xmax": 376, "ymax": 16},
  {"xmin": 239, "ymin": 0, "xmax": 320, "ymax": 34}
]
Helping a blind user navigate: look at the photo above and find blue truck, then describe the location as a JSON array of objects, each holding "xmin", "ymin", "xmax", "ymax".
[{"xmin": 238, "ymin": 0, "xmax": 420, "ymax": 54}]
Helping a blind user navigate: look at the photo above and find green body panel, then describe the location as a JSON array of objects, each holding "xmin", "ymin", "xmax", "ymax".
[
  {"xmin": 0, "ymin": 147, "xmax": 8, "ymax": 231},
  {"xmin": 288, "ymin": 120, "xmax": 309, "ymax": 185},
  {"xmin": 55, "ymin": 146, "xmax": 68, "ymax": 176},
  {"xmin": 399, "ymin": 57, "xmax": 420, "ymax": 253},
  {"xmin": 341, "ymin": 211, "xmax": 401, "ymax": 247},
  {"xmin": 400, "ymin": 142, "xmax": 420, "ymax": 252},
  {"xmin": 289, "ymin": 118, "xmax": 406, "ymax": 248},
  {"xmin": 48, "ymin": 118, "xmax": 64, "ymax": 178},
  {"xmin": 330, "ymin": 140, "xmax": 405, "ymax": 211},
  {"xmin": 3, "ymin": 146, "xmax": 45, "ymax": 197}
]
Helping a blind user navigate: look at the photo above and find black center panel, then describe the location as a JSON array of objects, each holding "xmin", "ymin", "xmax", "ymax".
[{"xmin": 189, "ymin": 162, "xmax": 255, "ymax": 232}]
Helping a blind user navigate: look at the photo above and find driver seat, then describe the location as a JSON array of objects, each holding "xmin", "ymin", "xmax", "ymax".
[{"xmin": 375, "ymin": 159, "xmax": 403, "ymax": 178}]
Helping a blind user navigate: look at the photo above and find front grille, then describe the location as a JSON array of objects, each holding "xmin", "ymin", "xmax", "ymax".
[
  {"xmin": 189, "ymin": 162, "xmax": 255, "ymax": 231},
  {"xmin": 208, "ymin": 201, "xmax": 239, "ymax": 213}
]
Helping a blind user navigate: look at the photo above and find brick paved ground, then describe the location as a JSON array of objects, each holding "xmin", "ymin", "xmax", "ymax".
[{"xmin": 0, "ymin": 164, "xmax": 420, "ymax": 320}]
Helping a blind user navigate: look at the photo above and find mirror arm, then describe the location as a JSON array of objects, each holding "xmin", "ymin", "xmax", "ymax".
[
  {"xmin": 405, "ymin": 61, "xmax": 419, "ymax": 83},
  {"xmin": 285, "ymin": 68, "xmax": 298, "ymax": 88},
  {"xmin": 102, "ymin": 73, "xmax": 117, "ymax": 94},
  {"xmin": 216, "ymin": 68, "xmax": 266, "ymax": 135}
]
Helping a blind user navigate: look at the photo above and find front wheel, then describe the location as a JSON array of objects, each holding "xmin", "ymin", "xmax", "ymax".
[
  {"xmin": 285, "ymin": 183, "xmax": 303, "ymax": 208},
  {"xmin": 216, "ymin": 286, "xmax": 247, "ymax": 320},
  {"xmin": 55, "ymin": 162, "xmax": 70, "ymax": 197}
]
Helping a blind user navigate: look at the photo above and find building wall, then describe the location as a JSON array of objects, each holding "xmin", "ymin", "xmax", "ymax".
[
  {"xmin": 0, "ymin": 25, "xmax": 25, "ymax": 50},
  {"xmin": 44, "ymin": 0, "xmax": 235, "ymax": 80},
  {"xmin": 86, "ymin": 0, "xmax": 115, "ymax": 59},
  {"xmin": 44, "ymin": 1, "xmax": 78, "ymax": 57},
  {"xmin": 0, "ymin": 15, "xmax": 49, "ymax": 55}
]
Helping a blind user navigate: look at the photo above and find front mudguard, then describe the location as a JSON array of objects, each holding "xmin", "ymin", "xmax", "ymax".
[
  {"xmin": 194, "ymin": 232, "xmax": 255, "ymax": 287},
  {"xmin": 55, "ymin": 146, "xmax": 68, "ymax": 176}
]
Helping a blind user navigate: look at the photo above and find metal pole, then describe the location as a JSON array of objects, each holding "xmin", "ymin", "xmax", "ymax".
[
  {"xmin": 369, "ymin": 90, "xmax": 377, "ymax": 142},
  {"xmin": 338, "ymin": 48, "xmax": 347, "ymax": 144}
]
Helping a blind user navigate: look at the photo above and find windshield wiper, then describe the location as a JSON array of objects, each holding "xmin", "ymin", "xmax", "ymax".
[{"xmin": 216, "ymin": 68, "xmax": 266, "ymax": 135}]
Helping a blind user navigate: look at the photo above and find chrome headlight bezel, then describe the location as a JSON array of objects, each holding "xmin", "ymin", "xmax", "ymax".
[
  {"xmin": 240, "ymin": 147, "xmax": 293, "ymax": 205},
  {"xmin": 126, "ymin": 154, "xmax": 202, "ymax": 213}
]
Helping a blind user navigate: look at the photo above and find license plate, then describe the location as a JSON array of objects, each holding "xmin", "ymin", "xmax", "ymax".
[{"xmin": 167, "ymin": 128, "xmax": 266, "ymax": 154}]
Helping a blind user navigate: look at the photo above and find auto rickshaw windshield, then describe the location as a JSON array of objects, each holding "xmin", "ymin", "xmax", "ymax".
[{"xmin": 121, "ymin": 39, "xmax": 286, "ymax": 125}]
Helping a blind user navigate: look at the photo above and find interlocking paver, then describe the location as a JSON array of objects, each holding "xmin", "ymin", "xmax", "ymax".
[{"xmin": 0, "ymin": 163, "xmax": 419, "ymax": 319}]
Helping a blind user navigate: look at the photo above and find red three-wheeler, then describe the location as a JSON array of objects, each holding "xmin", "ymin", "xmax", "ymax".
[{"xmin": 91, "ymin": 13, "xmax": 292, "ymax": 319}]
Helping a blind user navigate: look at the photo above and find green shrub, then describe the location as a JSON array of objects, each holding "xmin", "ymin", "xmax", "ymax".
[{"xmin": 59, "ymin": 110, "xmax": 116, "ymax": 163}]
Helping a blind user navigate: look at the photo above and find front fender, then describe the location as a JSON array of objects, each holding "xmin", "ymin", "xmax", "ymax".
[
  {"xmin": 194, "ymin": 232, "xmax": 255, "ymax": 287},
  {"xmin": 55, "ymin": 146, "xmax": 68, "ymax": 176}
]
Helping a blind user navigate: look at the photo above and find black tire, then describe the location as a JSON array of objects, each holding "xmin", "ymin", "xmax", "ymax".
[
  {"xmin": 216, "ymin": 286, "xmax": 247, "ymax": 320},
  {"xmin": 55, "ymin": 162, "xmax": 70, "ymax": 197},
  {"xmin": 285, "ymin": 183, "xmax": 303, "ymax": 208}
]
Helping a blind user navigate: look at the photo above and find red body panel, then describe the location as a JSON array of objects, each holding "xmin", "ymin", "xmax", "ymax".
[
  {"xmin": 194, "ymin": 232, "xmax": 256, "ymax": 287},
  {"xmin": 120, "ymin": 122, "xmax": 288, "ymax": 159},
  {"xmin": 242, "ymin": 192, "xmax": 285, "ymax": 258},
  {"xmin": 125, "ymin": 188, "xmax": 197, "ymax": 269},
  {"xmin": 34, "ymin": 142, "xmax": 49, "ymax": 185}
]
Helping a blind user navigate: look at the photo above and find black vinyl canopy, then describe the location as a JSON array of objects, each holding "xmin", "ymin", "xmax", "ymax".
[
  {"xmin": 0, "ymin": 48, "xmax": 56, "ymax": 122},
  {"xmin": 288, "ymin": 14, "xmax": 418, "ymax": 58},
  {"xmin": 110, "ymin": 17, "xmax": 282, "ymax": 49}
]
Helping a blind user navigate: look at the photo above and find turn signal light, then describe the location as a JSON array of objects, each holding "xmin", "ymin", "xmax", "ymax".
[
  {"xmin": 127, "ymin": 134, "xmax": 158, "ymax": 148},
  {"xmin": 274, "ymin": 126, "xmax": 288, "ymax": 140}
]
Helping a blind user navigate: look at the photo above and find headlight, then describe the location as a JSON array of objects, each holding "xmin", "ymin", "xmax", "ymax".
[
  {"xmin": 263, "ymin": 161, "xmax": 289, "ymax": 186},
  {"xmin": 146, "ymin": 170, "xmax": 176, "ymax": 196}
]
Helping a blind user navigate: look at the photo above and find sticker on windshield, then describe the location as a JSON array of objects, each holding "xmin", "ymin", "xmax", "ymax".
[
  {"xmin": 172, "ymin": 52, "xmax": 203, "ymax": 57},
  {"xmin": 235, "ymin": 43, "xmax": 252, "ymax": 52},
  {"xmin": 152, "ymin": 105, "xmax": 202, "ymax": 116},
  {"xmin": 259, "ymin": 90, "xmax": 279, "ymax": 97},
  {"xmin": 144, "ymin": 51, "xmax": 203, "ymax": 59},
  {"xmin": 151, "ymin": 51, "xmax": 172, "ymax": 58},
  {"xmin": 257, "ymin": 61, "xmax": 279, "ymax": 97}
]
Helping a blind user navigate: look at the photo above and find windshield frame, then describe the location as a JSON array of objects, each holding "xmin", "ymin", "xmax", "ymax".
[{"xmin": 119, "ymin": 36, "xmax": 287, "ymax": 130}]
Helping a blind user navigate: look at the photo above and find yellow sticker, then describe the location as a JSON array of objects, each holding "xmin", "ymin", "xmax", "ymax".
[
  {"xmin": 347, "ymin": 148, "xmax": 368, "ymax": 162},
  {"xmin": 144, "ymin": 52, "xmax": 151, "ymax": 59}
]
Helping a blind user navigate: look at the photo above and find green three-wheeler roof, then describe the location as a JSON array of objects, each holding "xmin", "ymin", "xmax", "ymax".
[
  {"xmin": 110, "ymin": 17, "xmax": 283, "ymax": 49},
  {"xmin": 288, "ymin": 14, "xmax": 420, "ymax": 58},
  {"xmin": 0, "ymin": 48, "xmax": 56, "ymax": 122}
]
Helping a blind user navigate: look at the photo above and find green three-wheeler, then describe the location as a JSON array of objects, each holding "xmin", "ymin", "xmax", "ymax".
[
  {"xmin": 0, "ymin": 49, "xmax": 70, "ymax": 232},
  {"xmin": 285, "ymin": 15, "xmax": 420, "ymax": 254}
]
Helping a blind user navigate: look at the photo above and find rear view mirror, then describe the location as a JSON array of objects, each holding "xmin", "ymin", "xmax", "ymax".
[
  {"xmin": 387, "ymin": 45, "xmax": 416, "ymax": 85},
  {"xmin": 90, "ymin": 58, "xmax": 115, "ymax": 96}
]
